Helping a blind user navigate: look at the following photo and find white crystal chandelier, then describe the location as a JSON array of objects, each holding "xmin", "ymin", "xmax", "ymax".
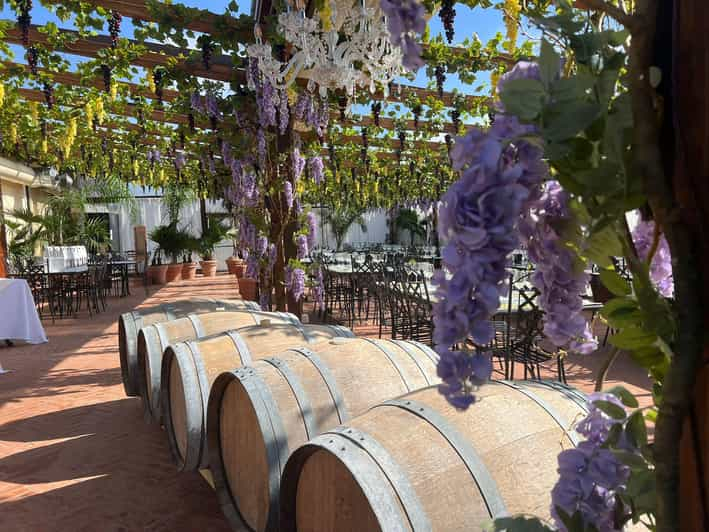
[{"xmin": 247, "ymin": 0, "xmax": 405, "ymax": 98}]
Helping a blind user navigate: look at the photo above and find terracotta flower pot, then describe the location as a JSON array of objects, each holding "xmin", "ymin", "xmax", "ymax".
[
  {"xmin": 149, "ymin": 264, "xmax": 168, "ymax": 285},
  {"xmin": 200, "ymin": 259, "xmax": 218, "ymax": 277},
  {"xmin": 226, "ymin": 256, "xmax": 243, "ymax": 275},
  {"xmin": 166, "ymin": 262, "xmax": 183, "ymax": 283},
  {"xmin": 237, "ymin": 276, "xmax": 258, "ymax": 302},
  {"xmin": 234, "ymin": 264, "xmax": 245, "ymax": 279},
  {"xmin": 182, "ymin": 262, "xmax": 198, "ymax": 280}
]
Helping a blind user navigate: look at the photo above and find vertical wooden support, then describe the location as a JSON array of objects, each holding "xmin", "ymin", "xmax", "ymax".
[
  {"xmin": 673, "ymin": 1, "xmax": 709, "ymax": 529},
  {"xmin": 0, "ymin": 179, "xmax": 7, "ymax": 277}
]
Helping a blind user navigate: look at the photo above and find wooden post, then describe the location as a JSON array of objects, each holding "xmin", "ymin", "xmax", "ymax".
[
  {"xmin": 673, "ymin": 1, "xmax": 709, "ymax": 529},
  {"xmin": 0, "ymin": 179, "xmax": 7, "ymax": 277}
]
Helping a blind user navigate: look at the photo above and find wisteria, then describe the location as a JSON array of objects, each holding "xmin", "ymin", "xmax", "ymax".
[
  {"xmin": 290, "ymin": 268, "xmax": 306, "ymax": 301},
  {"xmin": 257, "ymin": 81, "xmax": 277, "ymax": 128},
  {"xmin": 174, "ymin": 151, "xmax": 186, "ymax": 171},
  {"xmin": 520, "ymin": 181, "xmax": 598, "ymax": 354},
  {"xmin": 550, "ymin": 394, "xmax": 632, "ymax": 531},
  {"xmin": 312, "ymin": 266, "xmax": 324, "ymax": 309},
  {"xmin": 284, "ymin": 181, "xmax": 294, "ymax": 210},
  {"xmin": 380, "ymin": 0, "xmax": 426, "ymax": 70},
  {"xmin": 632, "ymin": 218, "xmax": 674, "ymax": 297},
  {"xmin": 308, "ymin": 156, "xmax": 324, "ymax": 184},
  {"xmin": 296, "ymin": 234, "xmax": 308, "ymax": 260},
  {"xmin": 306, "ymin": 212, "xmax": 317, "ymax": 250},
  {"xmin": 432, "ymin": 62, "xmax": 546, "ymax": 409},
  {"xmin": 278, "ymin": 90, "xmax": 290, "ymax": 134},
  {"xmin": 292, "ymin": 148, "xmax": 305, "ymax": 180}
]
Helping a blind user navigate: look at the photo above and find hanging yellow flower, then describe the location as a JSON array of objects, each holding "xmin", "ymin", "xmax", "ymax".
[
  {"xmin": 319, "ymin": 1, "xmax": 332, "ymax": 31},
  {"xmin": 85, "ymin": 100, "xmax": 94, "ymax": 127},
  {"xmin": 159, "ymin": 168, "xmax": 165, "ymax": 183},
  {"xmin": 0, "ymin": 83, "xmax": 5, "ymax": 107},
  {"xmin": 132, "ymin": 158, "xmax": 139, "ymax": 177},
  {"xmin": 147, "ymin": 71, "xmax": 156, "ymax": 94},
  {"xmin": 503, "ymin": 0, "xmax": 520, "ymax": 54},
  {"xmin": 490, "ymin": 70, "xmax": 501, "ymax": 96},
  {"xmin": 41, "ymin": 139, "xmax": 48, "ymax": 154},
  {"xmin": 95, "ymin": 97, "xmax": 106, "ymax": 125},
  {"xmin": 9, "ymin": 123, "xmax": 17, "ymax": 144},
  {"xmin": 374, "ymin": 181, "xmax": 379, "ymax": 194},
  {"xmin": 110, "ymin": 82, "xmax": 118, "ymax": 101},
  {"xmin": 29, "ymin": 101, "xmax": 39, "ymax": 123}
]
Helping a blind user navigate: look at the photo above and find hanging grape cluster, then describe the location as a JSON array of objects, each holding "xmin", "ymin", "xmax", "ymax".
[
  {"xmin": 338, "ymin": 96, "xmax": 347, "ymax": 121},
  {"xmin": 412, "ymin": 104, "xmax": 422, "ymax": 131},
  {"xmin": 397, "ymin": 129, "xmax": 406, "ymax": 163},
  {"xmin": 371, "ymin": 101, "xmax": 381, "ymax": 127},
  {"xmin": 26, "ymin": 46, "xmax": 39, "ymax": 75},
  {"xmin": 17, "ymin": 0, "xmax": 32, "ymax": 47},
  {"xmin": 439, "ymin": 0, "xmax": 456, "ymax": 44},
  {"xmin": 153, "ymin": 68, "xmax": 164, "ymax": 105},
  {"xmin": 360, "ymin": 127, "xmax": 368, "ymax": 163},
  {"xmin": 42, "ymin": 81, "xmax": 54, "ymax": 109},
  {"xmin": 201, "ymin": 36, "xmax": 215, "ymax": 70},
  {"xmin": 101, "ymin": 64, "xmax": 112, "ymax": 93},
  {"xmin": 451, "ymin": 107, "xmax": 461, "ymax": 132},
  {"xmin": 108, "ymin": 10, "xmax": 122, "ymax": 48},
  {"xmin": 434, "ymin": 65, "xmax": 446, "ymax": 98}
]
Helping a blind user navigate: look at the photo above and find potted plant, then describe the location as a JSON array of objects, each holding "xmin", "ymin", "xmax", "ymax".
[
  {"xmin": 238, "ymin": 275, "xmax": 258, "ymax": 301},
  {"xmin": 148, "ymin": 248, "xmax": 168, "ymax": 285},
  {"xmin": 149, "ymin": 223, "xmax": 185, "ymax": 283},
  {"xmin": 182, "ymin": 235, "xmax": 199, "ymax": 280},
  {"xmin": 225, "ymin": 227, "xmax": 245, "ymax": 275},
  {"xmin": 197, "ymin": 221, "xmax": 228, "ymax": 277}
]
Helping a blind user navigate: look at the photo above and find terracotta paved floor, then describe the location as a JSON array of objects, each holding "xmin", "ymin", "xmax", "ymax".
[
  {"xmin": 0, "ymin": 274, "xmax": 240, "ymax": 532},
  {"xmin": 0, "ymin": 276, "xmax": 652, "ymax": 531}
]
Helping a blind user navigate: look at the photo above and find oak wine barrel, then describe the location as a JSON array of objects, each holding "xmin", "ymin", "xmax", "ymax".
[
  {"xmin": 207, "ymin": 338, "xmax": 440, "ymax": 532},
  {"xmin": 161, "ymin": 323, "xmax": 355, "ymax": 471},
  {"xmin": 138, "ymin": 310, "xmax": 299, "ymax": 421},
  {"xmin": 118, "ymin": 298, "xmax": 259, "ymax": 396},
  {"xmin": 280, "ymin": 381, "xmax": 588, "ymax": 532}
]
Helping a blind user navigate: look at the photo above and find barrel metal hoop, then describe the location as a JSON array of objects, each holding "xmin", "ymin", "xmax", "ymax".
[
  {"xmin": 236, "ymin": 367, "xmax": 290, "ymax": 530},
  {"xmin": 162, "ymin": 304, "xmax": 176, "ymax": 321},
  {"xmin": 496, "ymin": 380, "xmax": 584, "ymax": 446},
  {"xmin": 383, "ymin": 398, "xmax": 508, "ymax": 519},
  {"xmin": 400, "ymin": 339, "xmax": 440, "ymax": 367},
  {"xmin": 362, "ymin": 338, "xmax": 413, "ymax": 392},
  {"xmin": 131, "ymin": 311, "xmax": 144, "ymax": 330},
  {"xmin": 187, "ymin": 314, "xmax": 207, "ymax": 338},
  {"xmin": 519, "ymin": 379, "xmax": 589, "ymax": 412},
  {"xmin": 226, "ymin": 330, "xmax": 253, "ymax": 365},
  {"xmin": 303, "ymin": 433, "xmax": 411, "ymax": 532},
  {"xmin": 326, "ymin": 324, "xmax": 356, "ymax": 338},
  {"xmin": 289, "ymin": 347, "xmax": 349, "ymax": 423},
  {"xmin": 388, "ymin": 340, "xmax": 432, "ymax": 386},
  {"xmin": 186, "ymin": 341, "xmax": 212, "ymax": 468},
  {"xmin": 295, "ymin": 324, "xmax": 315, "ymax": 344},
  {"xmin": 263, "ymin": 357, "xmax": 319, "ymax": 440},
  {"xmin": 330, "ymin": 426, "xmax": 432, "ymax": 531},
  {"xmin": 154, "ymin": 322, "xmax": 170, "ymax": 353}
]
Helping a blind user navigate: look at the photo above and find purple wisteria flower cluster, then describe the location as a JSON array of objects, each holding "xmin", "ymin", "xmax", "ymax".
[
  {"xmin": 632, "ymin": 218, "xmax": 674, "ymax": 297},
  {"xmin": 519, "ymin": 181, "xmax": 598, "ymax": 354},
  {"xmin": 380, "ymin": 0, "xmax": 426, "ymax": 70},
  {"xmin": 293, "ymin": 92, "xmax": 329, "ymax": 136},
  {"xmin": 551, "ymin": 392, "xmax": 631, "ymax": 531},
  {"xmin": 308, "ymin": 156, "xmax": 324, "ymax": 184},
  {"xmin": 432, "ymin": 63, "xmax": 546, "ymax": 409}
]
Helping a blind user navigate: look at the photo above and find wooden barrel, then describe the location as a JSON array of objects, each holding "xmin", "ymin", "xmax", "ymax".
[
  {"xmin": 280, "ymin": 380, "xmax": 588, "ymax": 532},
  {"xmin": 118, "ymin": 298, "xmax": 259, "ymax": 396},
  {"xmin": 138, "ymin": 310, "xmax": 300, "ymax": 421},
  {"xmin": 207, "ymin": 338, "xmax": 440, "ymax": 532},
  {"xmin": 161, "ymin": 323, "xmax": 355, "ymax": 471}
]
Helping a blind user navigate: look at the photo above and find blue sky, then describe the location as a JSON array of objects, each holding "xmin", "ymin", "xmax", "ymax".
[{"xmin": 0, "ymin": 1, "xmax": 510, "ymax": 95}]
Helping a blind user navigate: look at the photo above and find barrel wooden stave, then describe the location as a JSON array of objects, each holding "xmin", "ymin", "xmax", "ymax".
[
  {"xmin": 118, "ymin": 298, "xmax": 258, "ymax": 396},
  {"xmin": 163, "ymin": 324, "xmax": 355, "ymax": 472},
  {"xmin": 138, "ymin": 310, "xmax": 299, "ymax": 421},
  {"xmin": 207, "ymin": 338, "xmax": 439, "ymax": 532},
  {"xmin": 280, "ymin": 381, "xmax": 588, "ymax": 532}
]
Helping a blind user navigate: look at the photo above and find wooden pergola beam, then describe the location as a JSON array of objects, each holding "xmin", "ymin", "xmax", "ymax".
[{"xmin": 4, "ymin": 22, "xmax": 484, "ymax": 108}]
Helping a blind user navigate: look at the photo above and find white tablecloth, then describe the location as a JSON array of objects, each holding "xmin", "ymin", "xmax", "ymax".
[{"xmin": 0, "ymin": 279, "xmax": 48, "ymax": 344}]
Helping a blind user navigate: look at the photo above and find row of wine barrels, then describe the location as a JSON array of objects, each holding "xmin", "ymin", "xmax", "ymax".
[
  {"xmin": 160, "ymin": 323, "xmax": 355, "ymax": 471},
  {"xmin": 207, "ymin": 338, "xmax": 440, "ymax": 532},
  {"xmin": 118, "ymin": 298, "xmax": 259, "ymax": 396},
  {"xmin": 138, "ymin": 310, "xmax": 299, "ymax": 419},
  {"xmin": 280, "ymin": 380, "xmax": 588, "ymax": 532}
]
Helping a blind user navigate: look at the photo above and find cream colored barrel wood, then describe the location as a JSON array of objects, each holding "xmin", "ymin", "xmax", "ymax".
[
  {"xmin": 206, "ymin": 338, "xmax": 440, "ymax": 532},
  {"xmin": 118, "ymin": 298, "xmax": 258, "ymax": 396},
  {"xmin": 137, "ymin": 310, "xmax": 299, "ymax": 422},
  {"xmin": 162, "ymin": 324, "xmax": 355, "ymax": 472},
  {"xmin": 280, "ymin": 381, "xmax": 589, "ymax": 532}
]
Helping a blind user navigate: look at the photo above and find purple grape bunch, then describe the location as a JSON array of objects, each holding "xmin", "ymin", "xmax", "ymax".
[
  {"xmin": 18, "ymin": 0, "xmax": 32, "ymax": 47},
  {"xmin": 42, "ymin": 81, "xmax": 54, "ymax": 109},
  {"xmin": 101, "ymin": 64, "xmax": 112, "ymax": 93},
  {"xmin": 26, "ymin": 46, "xmax": 39, "ymax": 75},
  {"xmin": 439, "ymin": 0, "xmax": 456, "ymax": 43},
  {"xmin": 108, "ymin": 10, "xmax": 122, "ymax": 48},
  {"xmin": 434, "ymin": 65, "xmax": 446, "ymax": 98}
]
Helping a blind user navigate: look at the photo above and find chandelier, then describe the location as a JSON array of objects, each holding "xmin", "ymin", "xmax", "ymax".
[{"xmin": 246, "ymin": 0, "xmax": 405, "ymax": 98}]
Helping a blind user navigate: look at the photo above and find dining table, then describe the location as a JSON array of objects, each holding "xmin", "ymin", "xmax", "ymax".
[{"xmin": 0, "ymin": 278, "xmax": 48, "ymax": 344}]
